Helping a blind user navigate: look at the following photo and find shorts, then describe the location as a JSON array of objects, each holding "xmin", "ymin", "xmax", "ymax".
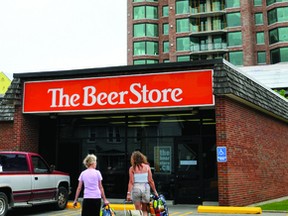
[{"xmin": 132, "ymin": 183, "xmax": 150, "ymax": 203}]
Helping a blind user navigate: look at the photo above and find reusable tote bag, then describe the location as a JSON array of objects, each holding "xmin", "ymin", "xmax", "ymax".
[
  {"xmin": 126, "ymin": 210, "xmax": 143, "ymax": 216},
  {"xmin": 101, "ymin": 204, "xmax": 116, "ymax": 216},
  {"xmin": 124, "ymin": 200, "xmax": 143, "ymax": 216}
]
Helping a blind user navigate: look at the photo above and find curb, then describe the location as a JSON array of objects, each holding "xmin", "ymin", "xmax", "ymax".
[
  {"xmin": 66, "ymin": 202, "xmax": 135, "ymax": 211},
  {"xmin": 197, "ymin": 206, "xmax": 262, "ymax": 214},
  {"xmin": 109, "ymin": 203, "xmax": 135, "ymax": 211},
  {"xmin": 66, "ymin": 201, "xmax": 81, "ymax": 209}
]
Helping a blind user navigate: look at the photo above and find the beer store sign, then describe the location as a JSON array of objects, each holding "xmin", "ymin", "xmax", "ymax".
[{"xmin": 23, "ymin": 70, "xmax": 214, "ymax": 113}]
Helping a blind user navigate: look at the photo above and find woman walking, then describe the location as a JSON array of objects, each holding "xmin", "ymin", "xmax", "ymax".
[
  {"xmin": 73, "ymin": 154, "xmax": 109, "ymax": 216},
  {"xmin": 126, "ymin": 151, "xmax": 158, "ymax": 216}
]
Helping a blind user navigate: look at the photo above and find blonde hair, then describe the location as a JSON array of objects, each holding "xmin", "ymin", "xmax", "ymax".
[{"xmin": 83, "ymin": 154, "xmax": 97, "ymax": 168}]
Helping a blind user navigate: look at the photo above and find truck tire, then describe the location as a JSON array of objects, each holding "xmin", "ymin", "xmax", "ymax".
[
  {"xmin": 55, "ymin": 186, "xmax": 69, "ymax": 210},
  {"xmin": 0, "ymin": 192, "xmax": 8, "ymax": 216}
]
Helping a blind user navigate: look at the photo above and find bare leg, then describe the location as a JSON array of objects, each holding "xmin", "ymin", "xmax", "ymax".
[
  {"xmin": 141, "ymin": 203, "xmax": 148, "ymax": 216},
  {"xmin": 134, "ymin": 201, "xmax": 142, "ymax": 210}
]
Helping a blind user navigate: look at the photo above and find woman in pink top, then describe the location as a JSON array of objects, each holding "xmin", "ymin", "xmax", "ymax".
[
  {"xmin": 73, "ymin": 154, "xmax": 109, "ymax": 216},
  {"xmin": 127, "ymin": 151, "xmax": 158, "ymax": 216}
]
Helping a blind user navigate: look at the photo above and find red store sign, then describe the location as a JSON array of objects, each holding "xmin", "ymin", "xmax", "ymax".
[{"xmin": 23, "ymin": 70, "xmax": 214, "ymax": 113}]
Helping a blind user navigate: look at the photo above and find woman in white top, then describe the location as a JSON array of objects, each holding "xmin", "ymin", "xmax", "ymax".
[{"xmin": 127, "ymin": 151, "xmax": 158, "ymax": 216}]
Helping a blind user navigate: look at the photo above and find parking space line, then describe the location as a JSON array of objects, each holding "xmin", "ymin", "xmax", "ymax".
[
  {"xmin": 52, "ymin": 210, "xmax": 81, "ymax": 216},
  {"xmin": 169, "ymin": 212, "xmax": 193, "ymax": 216},
  {"xmin": 170, "ymin": 212, "xmax": 181, "ymax": 215},
  {"xmin": 178, "ymin": 212, "xmax": 194, "ymax": 215}
]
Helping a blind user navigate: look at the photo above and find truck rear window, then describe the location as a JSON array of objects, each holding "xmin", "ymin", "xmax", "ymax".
[{"xmin": 0, "ymin": 154, "xmax": 29, "ymax": 172}]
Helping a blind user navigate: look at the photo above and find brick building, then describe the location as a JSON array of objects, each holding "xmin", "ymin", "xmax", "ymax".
[
  {"xmin": 0, "ymin": 60, "xmax": 287, "ymax": 206},
  {"xmin": 127, "ymin": 0, "xmax": 288, "ymax": 66}
]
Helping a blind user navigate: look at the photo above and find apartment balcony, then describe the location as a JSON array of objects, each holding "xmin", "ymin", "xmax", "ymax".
[
  {"xmin": 189, "ymin": 28, "xmax": 227, "ymax": 36},
  {"xmin": 190, "ymin": 42, "xmax": 228, "ymax": 54},
  {"xmin": 189, "ymin": 10, "xmax": 226, "ymax": 18}
]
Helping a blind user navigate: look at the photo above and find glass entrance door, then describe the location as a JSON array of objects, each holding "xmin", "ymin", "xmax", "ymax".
[{"xmin": 174, "ymin": 137, "xmax": 203, "ymax": 204}]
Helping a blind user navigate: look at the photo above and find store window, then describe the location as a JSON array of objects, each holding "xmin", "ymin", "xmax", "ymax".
[
  {"xmin": 162, "ymin": 6, "xmax": 168, "ymax": 17},
  {"xmin": 256, "ymin": 32, "xmax": 265, "ymax": 44},
  {"xmin": 133, "ymin": 6, "xmax": 158, "ymax": 20},
  {"xmin": 133, "ymin": 41, "xmax": 159, "ymax": 55},
  {"xmin": 107, "ymin": 127, "xmax": 121, "ymax": 143},
  {"xmin": 176, "ymin": 0, "xmax": 189, "ymax": 14},
  {"xmin": 255, "ymin": 13, "xmax": 264, "ymax": 25},
  {"xmin": 227, "ymin": 12, "xmax": 241, "ymax": 27},
  {"xmin": 228, "ymin": 31, "xmax": 242, "ymax": 47},
  {"xmin": 229, "ymin": 51, "xmax": 243, "ymax": 65},
  {"xmin": 268, "ymin": 7, "xmax": 288, "ymax": 25},
  {"xmin": 176, "ymin": 37, "xmax": 190, "ymax": 51},
  {"xmin": 176, "ymin": 18, "xmax": 190, "ymax": 33},
  {"xmin": 226, "ymin": 0, "xmax": 240, "ymax": 8},
  {"xmin": 270, "ymin": 47, "xmax": 288, "ymax": 63},
  {"xmin": 257, "ymin": 51, "xmax": 266, "ymax": 64},
  {"xmin": 57, "ymin": 110, "xmax": 217, "ymax": 200},
  {"xmin": 163, "ymin": 23, "xmax": 169, "ymax": 35},
  {"xmin": 133, "ymin": 23, "xmax": 158, "ymax": 37},
  {"xmin": 269, "ymin": 27, "xmax": 288, "ymax": 44}
]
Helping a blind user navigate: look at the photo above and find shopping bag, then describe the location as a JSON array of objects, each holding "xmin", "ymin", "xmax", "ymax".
[
  {"xmin": 101, "ymin": 204, "xmax": 116, "ymax": 216},
  {"xmin": 126, "ymin": 210, "xmax": 143, "ymax": 216},
  {"xmin": 150, "ymin": 194, "xmax": 169, "ymax": 216},
  {"xmin": 124, "ymin": 200, "xmax": 143, "ymax": 216}
]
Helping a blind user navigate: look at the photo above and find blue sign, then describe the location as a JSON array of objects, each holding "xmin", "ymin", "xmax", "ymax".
[{"xmin": 217, "ymin": 146, "xmax": 227, "ymax": 162}]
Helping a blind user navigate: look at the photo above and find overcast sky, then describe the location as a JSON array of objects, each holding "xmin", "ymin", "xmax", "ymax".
[{"xmin": 0, "ymin": 0, "xmax": 127, "ymax": 80}]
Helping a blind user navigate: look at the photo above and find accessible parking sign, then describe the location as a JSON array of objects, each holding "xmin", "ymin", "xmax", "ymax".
[{"xmin": 217, "ymin": 146, "xmax": 227, "ymax": 162}]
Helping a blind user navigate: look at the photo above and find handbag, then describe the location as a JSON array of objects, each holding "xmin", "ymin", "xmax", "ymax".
[
  {"xmin": 126, "ymin": 210, "xmax": 143, "ymax": 216},
  {"xmin": 101, "ymin": 204, "xmax": 116, "ymax": 216}
]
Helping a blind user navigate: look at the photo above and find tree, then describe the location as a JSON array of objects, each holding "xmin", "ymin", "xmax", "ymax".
[{"xmin": 274, "ymin": 89, "xmax": 288, "ymax": 99}]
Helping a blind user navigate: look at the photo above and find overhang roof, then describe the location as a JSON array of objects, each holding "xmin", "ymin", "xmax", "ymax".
[{"xmin": 1, "ymin": 59, "xmax": 287, "ymax": 122}]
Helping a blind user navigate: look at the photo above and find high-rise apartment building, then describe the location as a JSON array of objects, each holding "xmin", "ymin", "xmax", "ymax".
[{"xmin": 127, "ymin": 0, "xmax": 288, "ymax": 66}]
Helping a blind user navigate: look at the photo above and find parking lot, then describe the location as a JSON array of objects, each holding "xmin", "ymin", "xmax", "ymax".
[{"xmin": 6, "ymin": 203, "xmax": 288, "ymax": 216}]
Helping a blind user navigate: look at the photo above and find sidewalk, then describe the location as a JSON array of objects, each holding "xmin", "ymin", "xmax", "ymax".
[{"xmin": 106, "ymin": 199, "xmax": 287, "ymax": 216}]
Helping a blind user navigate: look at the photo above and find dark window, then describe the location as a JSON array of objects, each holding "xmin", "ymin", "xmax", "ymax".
[{"xmin": 0, "ymin": 154, "xmax": 28, "ymax": 172}]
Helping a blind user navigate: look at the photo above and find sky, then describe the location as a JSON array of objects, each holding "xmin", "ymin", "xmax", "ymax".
[{"xmin": 0, "ymin": 0, "xmax": 127, "ymax": 80}]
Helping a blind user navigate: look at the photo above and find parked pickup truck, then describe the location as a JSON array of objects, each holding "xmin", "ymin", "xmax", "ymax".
[{"xmin": 0, "ymin": 151, "xmax": 71, "ymax": 216}]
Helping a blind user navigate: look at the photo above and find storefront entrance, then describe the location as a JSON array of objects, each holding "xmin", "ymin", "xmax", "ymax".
[
  {"xmin": 39, "ymin": 109, "xmax": 218, "ymax": 204},
  {"xmin": 174, "ymin": 137, "xmax": 202, "ymax": 204}
]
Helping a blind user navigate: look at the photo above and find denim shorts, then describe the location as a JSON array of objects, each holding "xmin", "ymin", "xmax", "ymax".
[{"xmin": 132, "ymin": 183, "xmax": 150, "ymax": 203}]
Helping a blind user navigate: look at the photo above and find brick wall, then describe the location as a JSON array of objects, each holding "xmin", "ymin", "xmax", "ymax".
[
  {"xmin": 216, "ymin": 96, "xmax": 288, "ymax": 206},
  {"xmin": 0, "ymin": 106, "xmax": 39, "ymax": 152},
  {"xmin": 0, "ymin": 121, "xmax": 15, "ymax": 150}
]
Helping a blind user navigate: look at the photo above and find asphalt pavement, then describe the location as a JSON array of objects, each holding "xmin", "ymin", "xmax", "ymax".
[{"xmin": 6, "ymin": 201, "xmax": 288, "ymax": 216}]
